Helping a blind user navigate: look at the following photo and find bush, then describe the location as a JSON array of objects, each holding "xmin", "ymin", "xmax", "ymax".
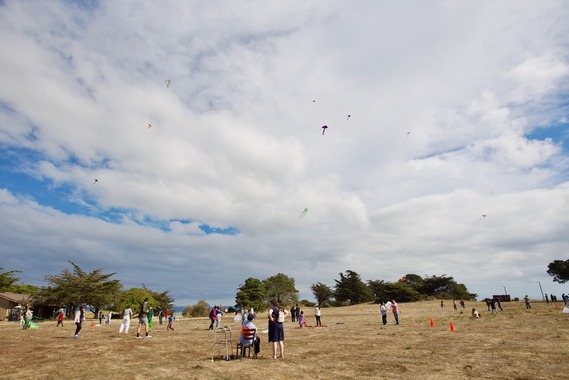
[{"xmin": 182, "ymin": 299, "xmax": 210, "ymax": 317}]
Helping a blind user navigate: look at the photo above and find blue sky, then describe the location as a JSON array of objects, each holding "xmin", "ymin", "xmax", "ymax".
[{"xmin": 1, "ymin": 1, "xmax": 569, "ymax": 307}]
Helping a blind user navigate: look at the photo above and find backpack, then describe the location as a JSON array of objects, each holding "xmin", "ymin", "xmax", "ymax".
[{"xmin": 277, "ymin": 309, "xmax": 285, "ymax": 323}]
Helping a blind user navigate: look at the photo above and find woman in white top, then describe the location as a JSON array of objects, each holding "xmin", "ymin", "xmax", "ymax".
[{"xmin": 314, "ymin": 304, "xmax": 321, "ymax": 326}]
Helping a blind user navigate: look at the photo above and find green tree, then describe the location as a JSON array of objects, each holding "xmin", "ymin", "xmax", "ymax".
[
  {"xmin": 0, "ymin": 268, "xmax": 21, "ymax": 291},
  {"xmin": 37, "ymin": 262, "xmax": 122, "ymax": 318},
  {"xmin": 334, "ymin": 270, "xmax": 373, "ymax": 305},
  {"xmin": 382, "ymin": 282, "xmax": 422, "ymax": 302},
  {"xmin": 310, "ymin": 282, "xmax": 334, "ymax": 305},
  {"xmin": 144, "ymin": 287, "xmax": 174, "ymax": 310},
  {"xmin": 113, "ymin": 288, "xmax": 157, "ymax": 316},
  {"xmin": 420, "ymin": 274, "xmax": 476, "ymax": 300},
  {"xmin": 235, "ymin": 277, "xmax": 267, "ymax": 311},
  {"xmin": 547, "ymin": 259, "xmax": 569, "ymax": 284},
  {"xmin": 263, "ymin": 273, "xmax": 298, "ymax": 306},
  {"xmin": 367, "ymin": 279, "xmax": 386, "ymax": 302}
]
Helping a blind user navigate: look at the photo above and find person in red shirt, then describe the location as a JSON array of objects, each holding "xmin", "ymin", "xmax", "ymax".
[{"xmin": 391, "ymin": 300, "xmax": 399, "ymax": 325}]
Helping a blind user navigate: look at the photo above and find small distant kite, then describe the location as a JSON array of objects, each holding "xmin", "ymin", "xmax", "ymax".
[
  {"xmin": 482, "ymin": 214, "xmax": 487, "ymax": 218},
  {"xmin": 147, "ymin": 123, "xmax": 152, "ymax": 129},
  {"xmin": 312, "ymin": 99, "xmax": 316, "ymax": 103},
  {"xmin": 321, "ymin": 125, "xmax": 328, "ymax": 135},
  {"xmin": 94, "ymin": 179, "xmax": 98, "ymax": 184},
  {"xmin": 347, "ymin": 115, "xmax": 351, "ymax": 120},
  {"xmin": 164, "ymin": 80, "xmax": 172, "ymax": 88},
  {"xmin": 299, "ymin": 208, "xmax": 308, "ymax": 219},
  {"xmin": 404, "ymin": 131, "xmax": 410, "ymax": 143}
]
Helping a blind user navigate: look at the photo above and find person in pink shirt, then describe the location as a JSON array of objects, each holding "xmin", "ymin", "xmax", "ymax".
[{"xmin": 391, "ymin": 300, "xmax": 399, "ymax": 325}]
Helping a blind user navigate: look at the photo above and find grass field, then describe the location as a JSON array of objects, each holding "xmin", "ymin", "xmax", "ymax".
[{"xmin": 1, "ymin": 300, "xmax": 568, "ymax": 380}]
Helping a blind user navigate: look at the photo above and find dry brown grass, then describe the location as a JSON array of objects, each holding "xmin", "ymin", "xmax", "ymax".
[{"xmin": 1, "ymin": 300, "xmax": 568, "ymax": 380}]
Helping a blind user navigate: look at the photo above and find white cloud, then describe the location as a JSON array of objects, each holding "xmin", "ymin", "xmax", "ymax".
[{"xmin": 1, "ymin": 1, "xmax": 569, "ymax": 305}]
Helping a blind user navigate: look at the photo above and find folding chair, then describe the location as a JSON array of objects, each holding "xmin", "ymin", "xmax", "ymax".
[{"xmin": 236, "ymin": 328, "xmax": 257, "ymax": 360}]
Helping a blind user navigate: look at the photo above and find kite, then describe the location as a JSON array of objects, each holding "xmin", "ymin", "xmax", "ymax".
[
  {"xmin": 482, "ymin": 214, "xmax": 487, "ymax": 218},
  {"xmin": 94, "ymin": 179, "xmax": 98, "ymax": 184},
  {"xmin": 164, "ymin": 80, "xmax": 172, "ymax": 88},
  {"xmin": 298, "ymin": 208, "xmax": 308, "ymax": 219},
  {"xmin": 313, "ymin": 100, "xmax": 316, "ymax": 103},
  {"xmin": 148, "ymin": 123, "xmax": 152, "ymax": 129},
  {"xmin": 347, "ymin": 114, "xmax": 351, "ymax": 120},
  {"xmin": 404, "ymin": 131, "xmax": 410, "ymax": 143},
  {"xmin": 321, "ymin": 125, "xmax": 328, "ymax": 135}
]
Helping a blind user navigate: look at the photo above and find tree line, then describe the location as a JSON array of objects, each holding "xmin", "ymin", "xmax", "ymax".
[
  {"xmin": 0, "ymin": 262, "xmax": 173, "ymax": 318},
  {"xmin": 3, "ymin": 258, "xmax": 568, "ymax": 317},
  {"xmin": 233, "ymin": 270, "xmax": 478, "ymax": 311}
]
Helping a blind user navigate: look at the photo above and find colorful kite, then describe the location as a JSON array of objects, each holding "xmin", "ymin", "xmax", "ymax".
[
  {"xmin": 321, "ymin": 125, "xmax": 328, "ymax": 135},
  {"xmin": 299, "ymin": 208, "xmax": 308, "ymax": 219},
  {"xmin": 148, "ymin": 123, "xmax": 152, "ymax": 129}
]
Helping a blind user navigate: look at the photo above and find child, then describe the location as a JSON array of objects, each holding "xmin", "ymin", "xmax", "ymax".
[
  {"xmin": 167, "ymin": 314, "xmax": 175, "ymax": 332},
  {"xmin": 298, "ymin": 310, "xmax": 305, "ymax": 328},
  {"xmin": 57, "ymin": 311, "xmax": 64, "ymax": 327}
]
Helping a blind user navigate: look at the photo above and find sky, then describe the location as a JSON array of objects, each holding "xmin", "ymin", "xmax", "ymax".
[{"xmin": 1, "ymin": 0, "xmax": 569, "ymax": 307}]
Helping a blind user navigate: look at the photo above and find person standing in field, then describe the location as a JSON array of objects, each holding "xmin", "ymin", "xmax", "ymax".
[
  {"xmin": 489, "ymin": 298, "xmax": 499, "ymax": 315},
  {"xmin": 73, "ymin": 305, "xmax": 85, "ymax": 339},
  {"xmin": 314, "ymin": 304, "xmax": 322, "ymax": 327},
  {"xmin": 57, "ymin": 310, "xmax": 64, "ymax": 327},
  {"xmin": 157, "ymin": 307, "xmax": 164, "ymax": 325},
  {"xmin": 290, "ymin": 305, "xmax": 296, "ymax": 322},
  {"xmin": 136, "ymin": 298, "xmax": 151, "ymax": 339},
  {"xmin": 147, "ymin": 307, "xmax": 154, "ymax": 331},
  {"xmin": 119, "ymin": 305, "xmax": 132, "ymax": 334},
  {"xmin": 98, "ymin": 310, "xmax": 104, "ymax": 325},
  {"xmin": 216, "ymin": 307, "xmax": 223, "ymax": 328},
  {"xmin": 380, "ymin": 302, "xmax": 387, "ymax": 325},
  {"xmin": 524, "ymin": 295, "xmax": 531, "ymax": 309},
  {"xmin": 268, "ymin": 299, "xmax": 287, "ymax": 359},
  {"xmin": 391, "ymin": 300, "xmax": 400, "ymax": 325},
  {"xmin": 208, "ymin": 306, "xmax": 217, "ymax": 330}
]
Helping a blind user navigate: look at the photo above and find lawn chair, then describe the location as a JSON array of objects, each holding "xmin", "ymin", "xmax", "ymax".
[{"xmin": 236, "ymin": 328, "xmax": 257, "ymax": 360}]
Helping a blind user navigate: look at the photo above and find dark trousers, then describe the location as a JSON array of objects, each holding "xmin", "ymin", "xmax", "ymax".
[
  {"xmin": 74, "ymin": 322, "xmax": 82, "ymax": 335},
  {"xmin": 382, "ymin": 314, "xmax": 387, "ymax": 325}
]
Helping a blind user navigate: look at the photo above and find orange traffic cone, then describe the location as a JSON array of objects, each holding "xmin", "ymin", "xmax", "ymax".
[
  {"xmin": 430, "ymin": 319, "xmax": 434, "ymax": 327},
  {"xmin": 91, "ymin": 321, "xmax": 95, "ymax": 327},
  {"xmin": 449, "ymin": 322, "xmax": 455, "ymax": 332}
]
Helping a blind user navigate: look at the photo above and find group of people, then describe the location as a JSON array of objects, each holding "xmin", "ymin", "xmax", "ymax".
[
  {"xmin": 288, "ymin": 303, "xmax": 322, "ymax": 328},
  {"xmin": 208, "ymin": 305, "xmax": 224, "ymax": 330},
  {"xmin": 233, "ymin": 299, "xmax": 322, "ymax": 360},
  {"xmin": 379, "ymin": 300, "xmax": 400, "ymax": 325},
  {"xmin": 69, "ymin": 299, "xmax": 174, "ymax": 339}
]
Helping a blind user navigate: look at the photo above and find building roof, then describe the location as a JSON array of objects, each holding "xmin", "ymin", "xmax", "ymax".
[{"xmin": 0, "ymin": 292, "xmax": 31, "ymax": 304}]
